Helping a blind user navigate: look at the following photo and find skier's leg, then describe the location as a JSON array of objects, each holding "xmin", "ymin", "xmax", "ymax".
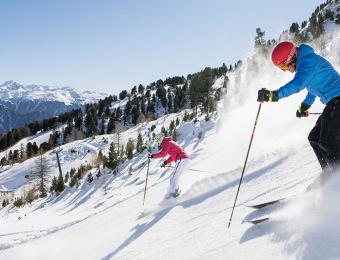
[
  {"xmin": 319, "ymin": 97, "xmax": 340, "ymax": 170},
  {"xmin": 169, "ymin": 162, "xmax": 180, "ymax": 194},
  {"xmin": 308, "ymin": 97, "xmax": 340, "ymax": 190},
  {"xmin": 308, "ymin": 116, "xmax": 328, "ymax": 170},
  {"xmin": 169, "ymin": 159, "xmax": 190, "ymax": 195}
]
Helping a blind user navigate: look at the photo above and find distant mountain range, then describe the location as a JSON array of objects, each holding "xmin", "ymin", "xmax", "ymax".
[{"xmin": 0, "ymin": 81, "xmax": 107, "ymax": 133}]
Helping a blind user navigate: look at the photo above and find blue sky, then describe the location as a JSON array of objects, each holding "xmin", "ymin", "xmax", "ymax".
[{"xmin": 0, "ymin": 0, "xmax": 325, "ymax": 94}]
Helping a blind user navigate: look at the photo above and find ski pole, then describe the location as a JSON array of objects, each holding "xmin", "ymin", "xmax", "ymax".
[
  {"xmin": 142, "ymin": 158, "xmax": 151, "ymax": 208},
  {"xmin": 228, "ymin": 102, "xmax": 262, "ymax": 228}
]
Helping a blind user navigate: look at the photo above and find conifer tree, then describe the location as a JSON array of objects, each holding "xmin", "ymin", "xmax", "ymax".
[
  {"xmin": 13, "ymin": 150, "xmax": 19, "ymax": 162},
  {"xmin": 97, "ymin": 150, "xmax": 104, "ymax": 166},
  {"xmin": 96, "ymin": 165, "xmax": 101, "ymax": 179},
  {"xmin": 100, "ymin": 118, "xmax": 106, "ymax": 135},
  {"xmin": 131, "ymin": 86, "xmax": 137, "ymax": 96},
  {"xmin": 147, "ymin": 100, "xmax": 155, "ymax": 114},
  {"xmin": 20, "ymin": 143, "xmax": 24, "ymax": 160},
  {"xmin": 172, "ymin": 128, "xmax": 177, "ymax": 141},
  {"xmin": 289, "ymin": 22, "xmax": 300, "ymax": 34},
  {"xmin": 124, "ymin": 101, "xmax": 132, "ymax": 125},
  {"xmin": 125, "ymin": 138, "xmax": 134, "ymax": 159},
  {"xmin": 120, "ymin": 145, "xmax": 125, "ymax": 161},
  {"xmin": 115, "ymin": 107, "xmax": 122, "ymax": 121},
  {"xmin": 8, "ymin": 150, "xmax": 13, "ymax": 165},
  {"xmin": 169, "ymin": 120, "xmax": 176, "ymax": 132},
  {"xmin": 68, "ymin": 168, "xmax": 78, "ymax": 188},
  {"xmin": 2, "ymin": 199, "xmax": 9, "ymax": 208},
  {"xmin": 167, "ymin": 90, "xmax": 173, "ymax": 112},
  {"xmin": 145, "ymin": 89, "xmax": 151, "ymax": 100},
  {"xmin": 87, "ymin": 172, "xmax": 94, "ymax": 183},
  {"xmin": 138, "ymin": 84, "xmax": 145, "ymax": 95},
  {"xmin": 189, "ymin": 68, "xmax": 214, "ymax": 118},
  {"xmin": 75, "ymin": 116, "xmax": 83, "ymax": 130},
  {"xmin": 183, "ymin": 111, "xmax": 189, "ymax": 122},
  {"xmin": 254, "ymin": 27, "xmax": 266, "ymax": 47},
  {"xmin": 0, "ymin": 157, "xmax": 7, "ymax": 167},
  {"xmin": 56, "ymin": 171, "xmax": 65, "ymax": 193},
  {"xmin": 107, "ymin": 142, "xmax": 119, "ymax": 172},
  {"xmin": 136, "ymin": 133, "xmax": 144, "ymax": 153},
  {"xmin": 131, "ymin": 106, "xmax": 140, "ymax": 125},
  {"xmin": 119, "ymin": 90, "xmax": 128, "ymax": 100},
  {"xmin": 140, "ymin": 98, "xmax": 146, "ymax": 116},
  {"xmin": 107, "ymin": 117, "xmax": 115, "ymax": 134},
  {"xmin": 161, "ymin": 126, "xmax": 167, "ymax": 136},
  {"xmin": 50, "ymin": 176, "xmax": 58, "ymax": 193},
  {"xmin": 156, "ymin": 85, "xmax": 167, "ymax": 108},
  {"xmin": 33, "ymin": 151, "xmax": 52, "ymax": 198},
  {"xmin": 69, "ymin": 175, "xmax": 79, "ymax": 188},
  {"xmin": 104, "ymin": 106, "xmax": 111, "ymax": 118},
  {"xmin": 32, "ymin": 142, "xmax": 39, "ymax": 155},
  {"xmin": 26, "ymin": 142, "xmax": 33, "ymax": 158}
]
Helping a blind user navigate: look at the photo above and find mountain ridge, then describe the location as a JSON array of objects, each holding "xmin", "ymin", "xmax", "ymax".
[{"xmin": 0, "ymin": 80, "xmax": 107, "ymax": 133}]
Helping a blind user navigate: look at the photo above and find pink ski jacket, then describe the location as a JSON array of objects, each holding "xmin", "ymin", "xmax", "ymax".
[{"xmin": 152, "ymin": 137, "xmax": 189, "ymax": 164}]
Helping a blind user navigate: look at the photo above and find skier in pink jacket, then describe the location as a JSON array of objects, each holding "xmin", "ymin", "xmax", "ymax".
[{"xmin": 149, "ymin": 133, "xmax": 190, "ymax": 198}]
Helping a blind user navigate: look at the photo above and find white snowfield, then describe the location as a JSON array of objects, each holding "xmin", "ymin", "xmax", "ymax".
[
  {"xmin": 0, "ymin": 23, "xmax": 339, "ymax": 260},
  {"xmin": 0, "ymin": 81, "xmax": 107, "ymax": 105}
]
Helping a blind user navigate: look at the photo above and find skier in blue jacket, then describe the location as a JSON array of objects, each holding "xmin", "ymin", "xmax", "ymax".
[{"xmin": 258, "ymin": 41, "xmax": 340, "ymax": 172}]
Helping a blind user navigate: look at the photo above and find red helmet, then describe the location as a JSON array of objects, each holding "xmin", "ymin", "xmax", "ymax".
[{"xmin": 272, "ymin": 41, "xmax": 297, "ymax": 66}]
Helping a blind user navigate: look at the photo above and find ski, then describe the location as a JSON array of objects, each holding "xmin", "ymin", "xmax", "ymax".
[
  {"xmin": 246, "ymin": 198, "xmax": 285, "ymax": 209},
  {"xmin": 243, "ymin": 217, "xmax": 270, "ymax": 225}
]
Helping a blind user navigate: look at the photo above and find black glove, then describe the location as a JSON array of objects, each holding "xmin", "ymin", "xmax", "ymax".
[
  {"xmin": 160, "ymin": 161, "xmax": 167, "ymax": 168},
  {"xmin": 296, "ymin": 103, "xmax": 310, "ymax": 118},
  {"xmin": 257, "ymin": 88, "xmax": 279, "ymax": 102},
  {"xmin": 148, "ymin": 154, "xmax": 153, "ymax": 159}
]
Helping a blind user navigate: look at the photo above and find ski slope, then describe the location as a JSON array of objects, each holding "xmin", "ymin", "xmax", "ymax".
[{"xmin": 0, "ymin": 21, "xmax": 339, "ymax": 260}]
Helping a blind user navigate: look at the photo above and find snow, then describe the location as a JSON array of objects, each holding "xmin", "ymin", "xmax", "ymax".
[
  {"xmin": 0, "ymin": 81, "xmax": 107, "ymax": 105},
  {"xmin": 0, "ymin": 125, "xmax": 66, "ymax": 162},
  {"xmin": 0, "ymin": 10, "xmax": 339, "ymax": 260}
]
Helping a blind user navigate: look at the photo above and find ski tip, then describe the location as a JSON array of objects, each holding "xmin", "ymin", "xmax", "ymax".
[
  {"xmin": 137, "ymin": 208, "xmax": 146, "ymax": 219},
  {"xmin": 137, "ymin": 207, "xmax": 154, "ymax": 219},
  {"xmin": 246, "ymin": 198, "xmax": 284, "ymax": 209},
  {"xmin": 243, "ymin": 217, "xmax": 270, "ymax": 225},
  {"xmin": 137, "ymin": 213, "xmax": 145, "ymax": 219}
]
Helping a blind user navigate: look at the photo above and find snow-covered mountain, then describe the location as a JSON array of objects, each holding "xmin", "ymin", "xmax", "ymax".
[
  {"xmin": 0, "ymin": 1, "xmax": 339, "ymax": 259},
  {"xmin": 0, "ymin": 81, "xmax": 107, "ymax": 133}
]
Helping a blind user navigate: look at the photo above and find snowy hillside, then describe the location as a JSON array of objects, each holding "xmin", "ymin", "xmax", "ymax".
[
  {"xmin": 0, "ymin": 81, "xmax": 106, "ymax": 105},
  {"xmin": 0, "ymin": 81, "xmax": 107, "ymax": 133},
  {"xmin": 0, "ymin": 3, "xmax": 339, "ymax": 260}
]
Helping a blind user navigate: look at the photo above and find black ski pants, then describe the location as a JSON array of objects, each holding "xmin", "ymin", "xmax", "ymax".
[{"xmin": 308, "ymin": 96, "xmax": 340, "ymax": 170}]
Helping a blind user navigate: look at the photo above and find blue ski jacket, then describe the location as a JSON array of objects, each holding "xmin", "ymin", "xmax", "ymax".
[{"xmin": 277, "ymin": 44, "xmax": 340, "ymax": 106}]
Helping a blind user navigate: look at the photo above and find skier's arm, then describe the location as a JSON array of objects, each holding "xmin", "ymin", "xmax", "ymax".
[
  {"xmin": 151, "ymin": 143, "xmax": 169, "ymax": 159},
  {"xmin": 276, "ymin": 76, "xmax": 305, "ymax": 100},
  {"xmin": 165, "ymin": 157, "xmax": 174, "ymax": 164},
  {"xmin": 277, "ymin": 61, "xmax": 313, "ymax": 100},
  {"xmin": 302, "ymin": 92, "xmax": 316, "ymax": 106}
]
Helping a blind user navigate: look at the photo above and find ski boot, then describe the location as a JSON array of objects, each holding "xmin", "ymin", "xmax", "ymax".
[{"xmin": 171, "ymin": 188, "xmax": 181, "ymax": 198}]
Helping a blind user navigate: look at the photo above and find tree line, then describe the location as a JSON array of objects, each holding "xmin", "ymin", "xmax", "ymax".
[
  {"xmin": 288, "ymin": 0, "xmax": 339, "ymax": 43},
  {"xmin": 0, "ymin": 63, "xmax": 230, "ymax": 167}
]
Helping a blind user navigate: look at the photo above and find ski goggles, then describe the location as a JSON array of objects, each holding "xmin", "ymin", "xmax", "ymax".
[{"xmin": 277, "ymin": 62, "xmax": 289, "ymax": 71}]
